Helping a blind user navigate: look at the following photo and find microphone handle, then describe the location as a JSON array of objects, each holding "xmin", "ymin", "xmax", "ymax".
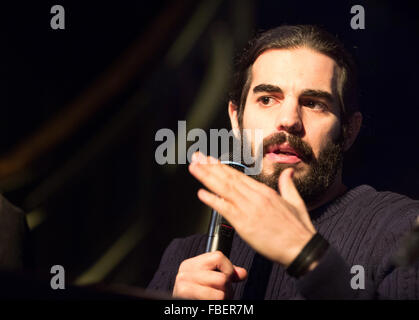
[
  {"xmin": 205, "ymin": 160, "xmax": 246, "ymax": 257},
  {"xmin": 205, "ymin": 209, "xmax": 234, "ymax": 256}
]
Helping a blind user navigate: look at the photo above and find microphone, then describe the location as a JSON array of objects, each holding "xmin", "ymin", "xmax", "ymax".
[{"xmin": 205, "ymin": 160, "xmax": 247, "ymax": 257}]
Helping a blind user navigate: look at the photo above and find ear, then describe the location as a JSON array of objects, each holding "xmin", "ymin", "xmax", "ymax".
[
  {"xmin": 228, "ymin": 101, "xmax": 240, "ymax": 132},
  {"xmin": 343, "ymin": 111, "xmax": 362, "ymax": 152}
]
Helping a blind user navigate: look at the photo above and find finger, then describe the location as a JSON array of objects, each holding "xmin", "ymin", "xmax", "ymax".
[
  {"xmin": 192, "ymin": 152, "xmax": 272, "ymax": 197},
  {"xmin": 197, "ymin": 189, "xmax": 237, "ymax": 223},
  {"xmin": 278, "ymin": 168, "xmax": 306, "ymax": 210},
  {"xmin": 191, "ymin": 153, "xmax": 275, "ymax": 214},
  {"xmin": 177, "ymin": 270, "xmax": 234, "ymax": 292},
  {"xmin": 278, "ymin": 168, "xmax": 315, "ymax": 232},
  {"xmin": 190, "ymin": 161, "xmax": 249, "ymax": 204},
  {"xmin": 232, "ymin": 265, "xmax": 248, "ymax": 281},
  {"xmin": 202, "ymin": 152, "xmax": 264, "ymax": 194},
  {"xmin": 181, "ymin": 267, "xmax": 247, "ymax": 291},
  {"xmin": 191, "ymin": 152, "xmax": 268, "ymax": 201},
  {"xmin": 173, "ymin": 282, "xmax": 227, "ymax": 300},
  {"xmin": 180, "ymin": 251, "xmax": 236, "ymax": 279},
  {"xmin": 192, "ymin": 151, "xmax": 219, "ymax": 165}
]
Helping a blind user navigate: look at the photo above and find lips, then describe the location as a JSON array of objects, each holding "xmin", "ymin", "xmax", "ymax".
[{"xmin": 265, "ymin": 143, "xmax": 302, "ymax": 164}]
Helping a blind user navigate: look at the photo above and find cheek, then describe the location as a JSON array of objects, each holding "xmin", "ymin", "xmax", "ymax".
[
  {"xmin": 304, "ymin": 117, "xmax": 341, "ymax": 156},
  {"xmin": 242, "ymin": 108, "xmax": 273, "ymax": 151},
  {"xmin": 242, "ymin": 103, "xmax": 275, "ymax": 132},
  {"xmin": 242, "ymin": 106, "xmax": 257, "ymax": 130}
]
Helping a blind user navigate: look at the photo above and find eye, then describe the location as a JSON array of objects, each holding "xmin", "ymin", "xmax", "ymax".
[
  {"xmin": 257, "ymin": 96, "xmax": 276, "ymax": 106},
  {"xmin": 302, "ymin": 99, "xmax": 327, "ymax": 111}
]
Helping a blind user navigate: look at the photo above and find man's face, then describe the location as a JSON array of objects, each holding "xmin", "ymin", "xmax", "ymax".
[{"xmin": 232, "ymin": 47, "xmax": 344, "ymax": 203}]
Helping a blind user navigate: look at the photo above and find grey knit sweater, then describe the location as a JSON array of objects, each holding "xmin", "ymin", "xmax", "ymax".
[{"xmin": 148, "ymin": 185, "xmax": 419, "ymax": 299}]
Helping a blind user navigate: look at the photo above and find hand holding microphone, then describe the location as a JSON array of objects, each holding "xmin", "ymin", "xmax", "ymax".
[{"xmin": 172, "ymin": 154, "xmax": 248, "ymax": 300}]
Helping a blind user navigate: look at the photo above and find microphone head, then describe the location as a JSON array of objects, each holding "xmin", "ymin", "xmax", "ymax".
[{"xmin": 219, "ymin": 152, "xmax": 247, "ymax": 173}]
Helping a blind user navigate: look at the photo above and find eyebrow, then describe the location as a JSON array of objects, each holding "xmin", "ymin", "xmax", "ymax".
[
  {"xmin": 300, "ymin": 89, "xmax": 334, "ymax": 104},
  {"xmin": 253, "ymin": 84, "xmax": 283, "ymax": 94},
  {"xmin": 252, "ymin": 84, "xmax": 334, "ymax": 104}
]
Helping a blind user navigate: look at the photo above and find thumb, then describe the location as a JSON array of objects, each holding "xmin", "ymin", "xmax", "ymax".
[
  {"xmin": 278, "ymin": 168, "xmax": 305, "ymax": 211},
  {"xmin": 232, "ymin": 265, "xmax": 248, "ymax": 282}
]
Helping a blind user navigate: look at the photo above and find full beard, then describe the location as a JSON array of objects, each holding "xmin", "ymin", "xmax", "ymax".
[{"xmin": 242, "ymin": 130, "xmax": 344, "ymax": 206}]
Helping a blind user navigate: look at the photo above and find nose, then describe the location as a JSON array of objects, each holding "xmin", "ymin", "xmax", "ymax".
[{"xmin": 274, "ymin": 96, "xmax": 303, "ymax": 136}]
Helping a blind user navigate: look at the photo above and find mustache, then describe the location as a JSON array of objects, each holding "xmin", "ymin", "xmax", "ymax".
[{"xmin": 262, "ymin": 132, "xmax": 315, "ymax": 163}]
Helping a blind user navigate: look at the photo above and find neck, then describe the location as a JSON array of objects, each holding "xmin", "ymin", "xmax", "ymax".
[{"xmin": 306, "ymin": 173, "xmax": 348, "ymax": 212}]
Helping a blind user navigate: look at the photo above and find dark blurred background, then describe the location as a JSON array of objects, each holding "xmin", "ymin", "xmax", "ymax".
[{"xmin": 0, "ymin": 0, "xmax": 418, "ymax": 289}]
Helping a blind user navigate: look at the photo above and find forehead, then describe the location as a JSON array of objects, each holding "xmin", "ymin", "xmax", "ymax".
[{"xmin": 251, "ymin": 47, "xmax": 338, "ymax": 94}]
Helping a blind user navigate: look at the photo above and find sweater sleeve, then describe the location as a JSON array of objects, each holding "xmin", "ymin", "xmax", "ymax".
[
  {"xmin": 297, "ymin": 207, "xmax": 419, "ymax": 300},
  {"xmin": 374, "ymin": 206, "xmax": 419, "ymax": 299},
  {"xmin": 296, "ymin": 244, "xmax": 376, "ymax": 299}
]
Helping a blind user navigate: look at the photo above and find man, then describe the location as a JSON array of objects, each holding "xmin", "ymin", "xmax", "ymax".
[{"xmin": 148, "ymin": 25, "xmax": 419, "ymax": 299}]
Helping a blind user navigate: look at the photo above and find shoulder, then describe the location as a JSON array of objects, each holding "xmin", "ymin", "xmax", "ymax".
[
  {"xmin": 147, "ymin": 234, "xmax": 207, "ymax": 292},
  {"xmin": 167, "ymin": 233, "xmax": 208, "ymax": 252},
  {"xmin": 159, "ymin": 234, "xmax": 207, "ymax": 269},
  {"xmin": 359, "ymin": 186, "xmax": 419, "ymax": 225},
  {"xmin": 349, "ymin": 186, "xmax": 419, "ymax": 255},
  {"xmin": 365, "ymin": 186, "xmax": 419, "ymax": 209},
  {"xmin": 342, "ymin": 185, "xmax": 419, "ymax": 222},
  {"xmin": 323, "ymin": 185, "xmax": 419, "ymax": 251}
]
